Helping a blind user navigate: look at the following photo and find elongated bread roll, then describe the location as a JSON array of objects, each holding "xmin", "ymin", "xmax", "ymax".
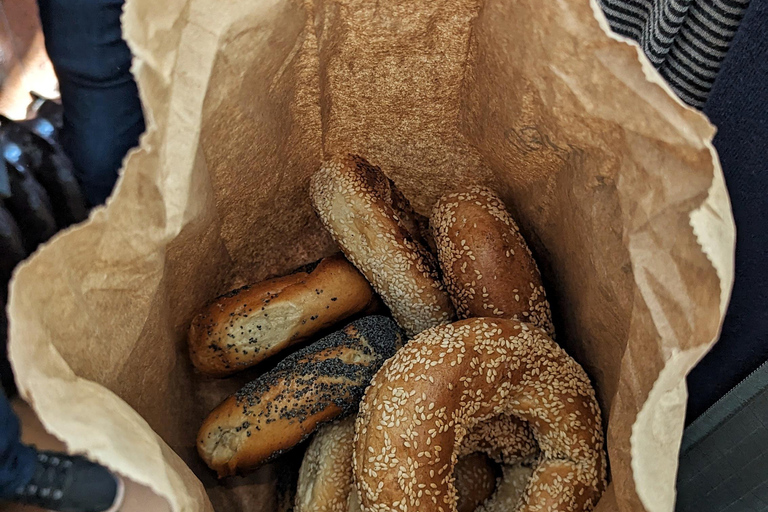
[
  {"xmin": 198, "ymin": 316, "xmax": 404, "ymax": 477},
  {"xmin": 189, "ymin": 254, "xmax": 378, "ymax": 376}
]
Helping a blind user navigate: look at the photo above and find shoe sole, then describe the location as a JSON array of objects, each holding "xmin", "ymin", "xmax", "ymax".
[{"xmin": 104, "ymin": 475, "xmax": 125, "ymax": 512}]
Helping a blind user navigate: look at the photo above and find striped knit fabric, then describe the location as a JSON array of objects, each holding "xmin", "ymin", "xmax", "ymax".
[{"xmin": 598, "ymin": 0, "xmax": 751, "ymax": 108}]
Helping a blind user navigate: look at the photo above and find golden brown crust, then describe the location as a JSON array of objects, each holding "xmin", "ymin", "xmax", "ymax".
[
  {"xmin": 297, "ymin": 422, "xmax": 513, "ymax": 512},
  {"xmin": 198, "ymin": 383, "xmax": 344, "ymax": 477},
  {"xmin": 354, "ymin": 318, "xmax": 606, "ymax": 512},
  {"xmin": 310, "ymin": 155, "xmax": 455, "ymax": 336},
  {"xmin": 431, "ymin": 186, "xmax": 554, "ymax": 336},
  {"xmin": 188, "ymin": 254, "xmax": 376, "ymax": 376},
  {"xmin": 296, "ymin": 417, "xmax": 357, "ymax": 512},
  {"xmin": 197, "ymin": 316, "xmax": 404, "ymax": 477}
]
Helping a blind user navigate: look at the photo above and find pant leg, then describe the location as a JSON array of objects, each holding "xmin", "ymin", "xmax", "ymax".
[
  {"xmin": 37, "ymin": 0, "xmax": 145, "ymax": 206},
  {"xmin": 0, "ymin": 390, "xmax": 36, "ymax": 498}
]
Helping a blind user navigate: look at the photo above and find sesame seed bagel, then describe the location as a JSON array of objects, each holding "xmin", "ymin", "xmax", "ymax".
[
  {"xmin": 310, "ymin": 155, "xmax": 455, "ymax": 336},
  {"xmin": 296, "ymin": 417, "xmax": 357, "ymax": 512},
  {"xmin": 354, "ymin": 318, "xmax": 606, "ymax": 512},
  {"xmin": 296, "ymin": 421, "xmax": 516, "ymax": 512},
  {"xmin": 189, "ymin": 254, "xmax": 378, "ymax": 376},
  {"xmin": 431, "ymin": 186, "xmax": 554, "ymax": 336},
  {"xmin": 197, "ymin": 316, "xmax": 404, "ymax": 477}
]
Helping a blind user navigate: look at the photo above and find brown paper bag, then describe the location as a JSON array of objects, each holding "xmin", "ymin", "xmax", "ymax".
[{"xmin": 7, "ymin": 0, "xmax": 735, "ymax": 511}]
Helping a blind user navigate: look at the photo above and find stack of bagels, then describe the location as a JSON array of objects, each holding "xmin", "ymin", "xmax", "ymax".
[{"xmin": 191, "ymin": 154, "xmax": 607, "ymax": 512}]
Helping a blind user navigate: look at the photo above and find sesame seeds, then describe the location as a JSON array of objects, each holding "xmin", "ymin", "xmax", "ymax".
[
  {"xmin": 296, "ymin": 416, "xmax": 357, "ymax": 512},
  {"xmin": 475, "ymin": 462, "xmax": 535, "ymax": 512},
  {"xmin": 430, "ymin": 186, "xmax": 555, "ymax": 338},
  {"xmin": 310, "ymin": 155, "xmax": 455, "ymax": 336},
  {"xmin": 198, "ymin": 316, "xmax": 404, "ymax": 475},
  {"xmin": 354, "ymin": 318, "xmax": 606, "ymax": 512}
]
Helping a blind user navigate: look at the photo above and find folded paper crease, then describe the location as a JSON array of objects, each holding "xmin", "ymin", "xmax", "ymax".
[{"xmin": 8, "ymin": 0, "xmax": 735, "ymax": 511}]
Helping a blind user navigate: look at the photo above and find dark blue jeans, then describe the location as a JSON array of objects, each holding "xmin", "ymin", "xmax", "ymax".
[
  {"xmin": 0, "ymin": 390, "xmax": 36, "ymax": 497},
  {"xmin": 37, "ymin": 0, "xmax": 145, "ymax": 206},
  {"xmin": 0, "ymin": 0, "xmax": 144, "ymax": 497}
]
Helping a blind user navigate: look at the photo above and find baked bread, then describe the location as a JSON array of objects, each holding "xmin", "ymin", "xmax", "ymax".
[
  {"xmin": 310, "ymin": 155, "xmax": 455, "ymax": 336},
  {"xmin": 297, "ymin": 423, "xmax": 511, "ymax": 512},
  {"xmin": 198, "ymin": 316, "xmax": 404, "ymax": 477},
  {"xmin": 296, "ymin": 417, "xmax": 357, "ymax": 512},
  {"xmin": 189, "ymin": 254, "xmax": 377, "ymax": 376},
  {"xmin": 431, "ymin": 186, "xmax": 554, "ymax": 336},
  {"xmin": 355, "ymin": 318, "xmax": 606, "ymax": 512}
]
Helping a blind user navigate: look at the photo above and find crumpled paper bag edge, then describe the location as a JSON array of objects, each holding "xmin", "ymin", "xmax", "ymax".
[
  {"xmin": 7, "ymin": 0, "xmax": 211, "ymax": 508},
  {"xmin": 7, "ymin": 151, "xmax": 204, "ymax": 512},
  {"xmin": 8, "ymin": 2, "xmax": 738, "ymax": 512},
  {"xmin": 630, "ymin": 144, "xmax": 735, "ymax": 512},
  {"xmin": 588, "ymin": 2, "xmax": 736, "ymax": 511}
]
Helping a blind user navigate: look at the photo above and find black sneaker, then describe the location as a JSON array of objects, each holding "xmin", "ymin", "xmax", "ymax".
[{"xmin": 10, "ymin": 451, "xmax": 124, "ymax": 512}]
